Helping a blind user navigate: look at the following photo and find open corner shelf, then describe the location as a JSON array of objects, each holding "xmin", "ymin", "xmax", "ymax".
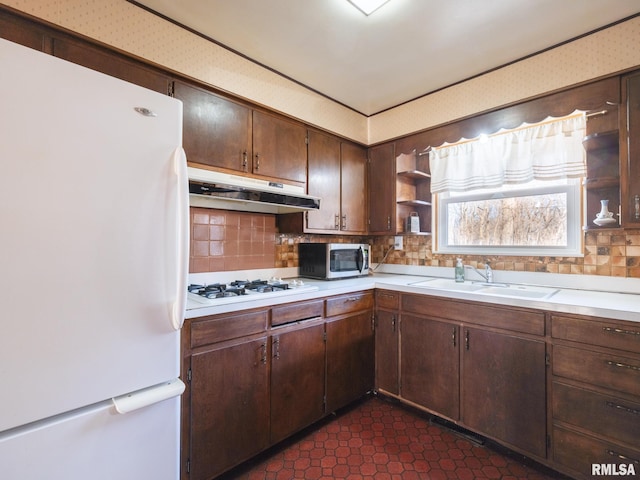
[{"xmin": 397, "ymin": 170, "xmax": 431, "ymax": 181}]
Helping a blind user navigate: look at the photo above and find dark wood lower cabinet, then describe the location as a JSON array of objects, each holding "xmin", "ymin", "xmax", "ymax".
[
  {"xmin": 189, "ymin": 336, "xmax": 270, "ymax": 480},
  {"xmin": 374, "ymin": 309, "xmax": 399, "ymax": 395},
  {"xmin": 461, "ymin": 327, "xmax": 547, "ymax": 458},
  {"xmin": 326, "ymin": 311, "xmax": 375, "ymax": 413},
  {"xmin": 270, "ymin": 322, "xmax": 326, "ymax": 444},
  {"xmin": 401, "ymin": 315, "xmax": 460, "ymax": 420}
]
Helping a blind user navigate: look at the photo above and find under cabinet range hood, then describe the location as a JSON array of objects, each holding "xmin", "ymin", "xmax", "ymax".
[{"xmin": 188, "ymin": 167, "xmax": 321, "ymax": 214}]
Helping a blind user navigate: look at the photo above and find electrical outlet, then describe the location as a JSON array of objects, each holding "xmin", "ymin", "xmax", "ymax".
[{"xmin": 394, "ymin": 236, "xmax": 403, "ymax": 250}]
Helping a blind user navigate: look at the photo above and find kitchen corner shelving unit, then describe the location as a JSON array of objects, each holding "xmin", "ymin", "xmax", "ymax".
[
  {"xmin": 395, "ymin": 149, "xmax": 432, "ymax": 235},
  {"xmin": 582, "ymin": 104, "xmax": 621, "ymax": 230}
]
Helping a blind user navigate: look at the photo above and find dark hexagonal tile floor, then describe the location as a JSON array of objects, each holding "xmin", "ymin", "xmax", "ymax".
[{"xmin": 220, "ymin": 396, "xmax": 563, "ymax": 479}]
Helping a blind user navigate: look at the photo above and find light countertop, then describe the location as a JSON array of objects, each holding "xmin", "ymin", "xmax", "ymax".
[{"xmin": 186, "ymin": 268, "xmax": 640, "ymax": 323}]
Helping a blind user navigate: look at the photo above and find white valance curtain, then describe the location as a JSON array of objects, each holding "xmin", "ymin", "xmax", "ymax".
[{"xmin": 429, "ymin": 112, "xmax": 587, "ymax": 194}]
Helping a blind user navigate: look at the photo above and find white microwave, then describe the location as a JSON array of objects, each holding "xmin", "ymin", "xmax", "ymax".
[{"xmin": 298, "ymin": 243, "xmax": 370, "ymax": 279}]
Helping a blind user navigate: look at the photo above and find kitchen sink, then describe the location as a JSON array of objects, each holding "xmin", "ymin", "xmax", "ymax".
[
  {"xmin": 408, "ymin": 278, "xmax": 559, "ymax": 299},
  {"xmin": 477, "ymin": 284, "xmax": 559, "ymax": 299},
  {"xmin": 409, "ymin": 278, "xmax": 487, "ymax": 292}
]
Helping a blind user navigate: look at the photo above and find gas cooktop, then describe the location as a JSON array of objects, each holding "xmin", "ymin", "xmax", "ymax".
[{"xmin": 187, "ymin": 278, "xmax": 318, "ymax": 309}]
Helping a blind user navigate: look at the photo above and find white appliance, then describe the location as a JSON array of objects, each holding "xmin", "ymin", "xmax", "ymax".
[{"xmin": 0, "ymin": 38, "xmax": 189, "ymax": 479}]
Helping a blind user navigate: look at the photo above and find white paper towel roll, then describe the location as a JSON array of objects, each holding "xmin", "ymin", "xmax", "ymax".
[{"xmin": 112, "ymin": 378, "xmax": 185, "ymax": 414}]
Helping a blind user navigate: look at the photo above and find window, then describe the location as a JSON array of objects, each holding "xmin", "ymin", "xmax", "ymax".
[
  {"xmin": 430, "ymin": 112, "xmax": 586, "ymax": 256},
  {"xmin": 434, "ymin": 179, "xmax": 583, "ymax": 255}
]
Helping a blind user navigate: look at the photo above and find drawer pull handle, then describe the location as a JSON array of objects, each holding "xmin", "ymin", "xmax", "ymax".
[
  {"xmin": 603, "ymin": 326, "xmax": 640, "ymax": 337},
  {"xmin": 392, "ymin": 315, "xmax": 396, "ymax": 333},
  {"xmin": 606, "ymin": 401, "xmax": 640, "ymax": 416},
  {"xmin": 606, "ymin": 360, "xmax": 640, "ymax": 372},
  {"xmin": 606, "ymin": 449, "xmax": 640, "ymax": 465},
  {"xmin": 452, "ymin": 327, "xmax": 457, "ymax": 347}
]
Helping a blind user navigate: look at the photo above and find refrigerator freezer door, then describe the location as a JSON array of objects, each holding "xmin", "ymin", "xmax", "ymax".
[
  {"xmin": 0, "ymin": 396, "xmax": 180, "ymax": 480},
  {"xmin": 0, "ymin": 39, "xmax": 186, "ymax": 431}
]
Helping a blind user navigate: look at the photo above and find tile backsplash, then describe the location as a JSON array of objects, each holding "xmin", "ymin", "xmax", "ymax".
[
  {"xmin": 190, "ymin": 208, "xmax": 276, "ymax": 273},
  {"xmin": 190, "ymin": 208, "xmax": 639, "ymax": 278}
]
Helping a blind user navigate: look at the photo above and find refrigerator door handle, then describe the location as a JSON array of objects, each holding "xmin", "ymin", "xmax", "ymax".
[
  {"xmin": 171, "ymin": 147, "xmax": 189, "ymax": 330},
  {"xmin": 112, "ymin": 378, "xmax": 185, "ymax": 414}
]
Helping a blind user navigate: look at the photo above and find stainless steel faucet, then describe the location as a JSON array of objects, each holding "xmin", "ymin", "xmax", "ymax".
[{"xmin": 464, "ymin": 262, "xmax": 493, "ymax": 283}]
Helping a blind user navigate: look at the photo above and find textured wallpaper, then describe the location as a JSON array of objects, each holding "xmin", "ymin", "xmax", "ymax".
[
  {"xmin": 368, "ymin": 16, "xmax": 640, "ymax": 144},
  {"xmin": 3, "ymin": 0, "xmax": 640, "ymax": 145}
]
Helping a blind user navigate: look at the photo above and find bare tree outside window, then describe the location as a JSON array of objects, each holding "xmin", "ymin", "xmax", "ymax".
[
  {"xmin": 447, "ymin": 193, "xmax": 568, "ymax": 247},
  {"xmin": 435, "ymin": 180, "xmax": 582, "ymax": 256}
]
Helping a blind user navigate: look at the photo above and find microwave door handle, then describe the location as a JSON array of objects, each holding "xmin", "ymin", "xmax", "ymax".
[{"xmin": 357, "ymin": 246, "xmax": 363, "ymax": 273}]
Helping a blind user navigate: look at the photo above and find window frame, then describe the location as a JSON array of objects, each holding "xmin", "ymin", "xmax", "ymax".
[{"xmin": 433, "ymin": 179, "xmax": 584, "ymax": 257}]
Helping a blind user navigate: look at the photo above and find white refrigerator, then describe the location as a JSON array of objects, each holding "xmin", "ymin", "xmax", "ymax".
[{"xmin": 0, "ymin": 38, "xmax": 189, "ymax": 479}]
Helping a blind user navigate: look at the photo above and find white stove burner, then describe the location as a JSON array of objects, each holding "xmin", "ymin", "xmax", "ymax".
[{"xmin": 187, "ymin": 279, "xmax": 318, "ymax": 310}]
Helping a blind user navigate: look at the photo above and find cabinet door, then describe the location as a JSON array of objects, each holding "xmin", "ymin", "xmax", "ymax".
[
  {"xmin": 252, "ymin": 110, "xmax": 307, "ymax": 184},
  {"xmin": 307, "ymin": 130, "xmax": 341, "ymax": 231},
  {"xmin": 270, "ymin": 323, "xmax": 326, "ymax": 444},
  {"xmin": 368, "ymin": 143, "xmax": 395, "ymax": 234},
  {"xmin": 341, "ymin": 142, "xmax": 368, "ymax": 233},
  {"xmin": 189, "ymin": 337, "xmax": 269, "ymax": 480},
  {"xmin": 52, "ymin": 38, "xmax": 170, "ymax": 94},
  {"xmin": 462, "ymin": 327, "xmax": 546, "ymax": 458},
  {"xmin": 326, "ymin": 312, "xmax": 375, "ymax": 412},
  {"xmin": 375, "ymin": 309, "xmax": 399, "ymax": 394},
  {"xmin": 173, "ymin": 81, "xmax": 252, "ymax": 171},
  {"xmin": 625, "ymin": 72, "xmax": 640, "ymax": 227},
  {"xmin": 401, "ymin": 315, "xmax": 460, "ymax": 420}
]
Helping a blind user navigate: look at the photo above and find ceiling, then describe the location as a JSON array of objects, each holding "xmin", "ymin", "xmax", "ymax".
[{"xmin": 134, "ymin": 0, "xmax": 639, "ymax": 116}]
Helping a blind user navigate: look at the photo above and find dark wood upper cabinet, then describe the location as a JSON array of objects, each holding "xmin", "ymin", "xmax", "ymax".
[
  {"xmin": 252, "ymin": 110, "xmax": 307, "ymax": 184},
  {"xmin": 278, "ymin": 132, "xmax": 366, "ymax": 234},
  {"xmin": 623, "ymin": 71, "xmax": 640, "ymax": 228},
  {"xmin": 367, "ymin": 142, "xmax": 395, "ymax": 234},
  {"xmin": 306, "ymin": 130, "xmax": 342, "ymax": 231},
  {"xmin": 340, "ymin": 142, "xmax": 368, "ymax": 233},
  {"xmin": 52, "ymin": 38, "xmax": 170, "ymax": 94},
  {"xmin": 173, "ymin": 80, "xmax": 252, "ymax": 171},
  {"xmin": 175, "ymin": 81, "xmax": 307, "ymax": 185}
]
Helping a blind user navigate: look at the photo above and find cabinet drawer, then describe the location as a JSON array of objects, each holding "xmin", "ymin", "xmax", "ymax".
[
  {"xmin": 553, "ymin": 425, "xmax": 640, "ymax": 478},
  {"xmin": 553, "ymin": 381, "xmax": 640, "ymax": 447},
  {"xmin": 191, "ymin": 310, "xmax": 268, "ymax": 348},
  {"xmin": 553, "ymin": 345, "xmax": 640, "ymax": 396},
  {"xmin": 401, "ymin": 294, "xmax": 544, "ymax": 336},
  {"xmin": 551, "ymin": 314, "xmax": 640, "ymax": 353},
  {"xmin": 271, "ymin": 299, "xmax": 324, "ymax": 327},
  {"xmin": 326, "ymin": 291, "xmax": 373, "ymax": 317},
  {"xmin": 375, "ymin": 290, "xmax": 399, "ymax": 310}
]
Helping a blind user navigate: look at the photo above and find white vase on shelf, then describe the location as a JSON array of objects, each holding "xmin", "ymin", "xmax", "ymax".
[{"xmin": 593, "ymin": 199, "xmax": 617, "ymax": 226}]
